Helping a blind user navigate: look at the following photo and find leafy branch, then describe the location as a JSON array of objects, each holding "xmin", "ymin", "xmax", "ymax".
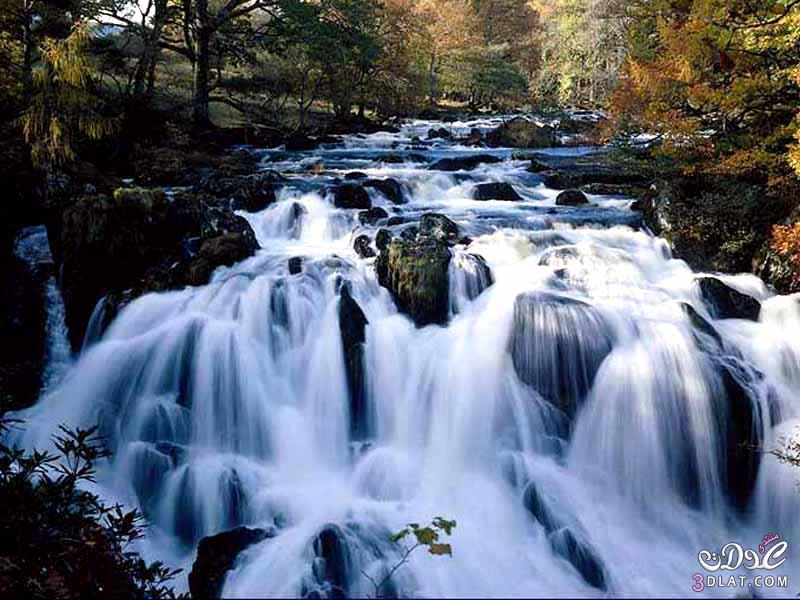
[{"xmin": 361, "ymin": 517, "xmax": 457, "ymax": 599}]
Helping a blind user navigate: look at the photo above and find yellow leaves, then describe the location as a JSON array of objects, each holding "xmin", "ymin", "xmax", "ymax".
[
  {"xmin": 770, "ymin": 222, "xmax": 800, "ymax": 283},
  {"xmin": 21, "ymin": 21, "xmax": 116, "ymax": 167},
  {"xmin": 428, "ymin": 543, "xmax": 453, "ymax": 556}
]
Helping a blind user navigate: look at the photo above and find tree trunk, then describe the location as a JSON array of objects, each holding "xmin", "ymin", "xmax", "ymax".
[
  {"xmin": 192, "ymin": 0, "xmax": 212, "ymax": 127},
  {"xmin": 22, "ymin": 0, "xmax": 34, "ymax": 102}
]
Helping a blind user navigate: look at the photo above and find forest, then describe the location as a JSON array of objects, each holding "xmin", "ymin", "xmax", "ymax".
[{"xmin": 2, "ymin": 0, "xmax": 800, "ymax": 598}]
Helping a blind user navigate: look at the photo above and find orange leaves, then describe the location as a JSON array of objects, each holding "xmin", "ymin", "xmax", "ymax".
[{"xmin": 771, "ymin": 221, "xmax": 800, "ymax": 281}]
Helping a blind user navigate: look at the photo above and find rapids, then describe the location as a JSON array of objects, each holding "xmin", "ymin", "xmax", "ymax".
[{"xmin": 10, "ymin": 116, "xmax": 800, "ymax": 597}]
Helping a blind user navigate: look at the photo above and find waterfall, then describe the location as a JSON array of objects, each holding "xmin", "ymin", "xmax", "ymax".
[{"xmin": 8, "ymin": 118, "xmax": 800, "ymax": 597}]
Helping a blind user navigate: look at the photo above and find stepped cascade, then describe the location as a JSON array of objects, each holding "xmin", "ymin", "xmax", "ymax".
[{"xmin": 11, "ymin": 117, "xmax": 800, "ymax": 598}]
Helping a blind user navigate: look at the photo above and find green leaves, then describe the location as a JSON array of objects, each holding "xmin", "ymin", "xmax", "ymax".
[{"xmin": 389, "ymin": 516, "xmax": 457, "ymax": 555}]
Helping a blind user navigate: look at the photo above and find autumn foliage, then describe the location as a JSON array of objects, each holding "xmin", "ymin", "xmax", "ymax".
[{"xmin": 771, "ymin": 222, "xmax": 800, "ymax": 283}]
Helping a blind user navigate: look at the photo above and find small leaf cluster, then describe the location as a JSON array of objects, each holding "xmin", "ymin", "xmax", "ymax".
[{"xmin": 390, "ymin": 516, "xmax": 457, "ymax": 557}]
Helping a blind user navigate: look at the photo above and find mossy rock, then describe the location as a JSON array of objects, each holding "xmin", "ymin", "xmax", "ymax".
[{"xmin": 376, "ymin": 239, "xmax": 451, "ymax": 327}]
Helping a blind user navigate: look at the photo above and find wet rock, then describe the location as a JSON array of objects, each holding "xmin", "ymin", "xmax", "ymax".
[
  {"xmin": 375, "ymin": 229, "xmax": 393, "ymax": 251},
  {"xmin": 376, "ymin": 239, "xmax": 451, "ymax": 327},
  {"xmin": 468, "ymin": 127, "xmax": 483, "ymax": 145},
  {"xmin": 720, "ymin": 366, "xmax": 763, "ymax": 511},
  {"xmin": 681, "ymin": 303, "xmax": 722, "ymax": 348},
  {"xmin": 549, "ymin": 528, "xmax": 607, "ymax": 591},
  {"xmin": 522, "ymin": 482, "xmax": 559, "ymax": 532},
  {"xmin": 363, "ymin": 178, "xmax": 405, "ymax": 204},
  {"xmin": 472, "ymin": 182, "xmax": 522, "ymax": 202},
  {"xmin": 400, "ymin": 226, "xmax": 419, "ymax": 241},
  {"xmin": 189, "ymin": 527, "xmax": 272, "ymax": 599},
  {"xmin": 427, "ymin": 127, "xmax": 451, "ymax": 140},
  {"xmin": 581, "ymin": 182, "xmax": 643, "ymax": 197},
  {"xmin": 380, "ymin": 153, "xmax": 427, "ymax": 164},
  {"xmin": 185, "ymin": 231, "xmax": 259, "ymax": 286},
  {"xmin": 509, "ymin": 292, "xmax": 614, "ymax": 418},
  {"xmin": 284, "ymin": 133, "xmax": 318, "ymax": 152},
  {"xmin": 527, "ymin": 159, "xmax": 551, "ymax": 173},
  {"xmin": 328, "ymin": 183, "xmax": 372, "ymax": 210},
  {"xmin": 555, "ymin": 190, "xmax": 589, "ymax": 206},
  {"xmin": 419, "ymin": 213, "xmax": 459, "ymax": 245},
  {"xmin": 386, "ymin": 216, "xmax": 404, "ymax": 227},
  {"xmin": 288, "ymin": 256, "xmax": 303, "ymax": 275},
  {"xmin": 353, "ymin": 235, "xmax": 376, "ymax": 259},
  {"xmin": 697, "ymin": 277, "xmax": 761, "ymax": 321},
  {"xmin": 641, "ymin": 175, "xmax": 789, "ymax": 275},
  {"xmin": 428, "ymin": 154, "xmax": 502, "ymax": 171},
  {"xmin": 310, "ymin": 525, "xmax": 351, "ymax": 598},
  {"xmin": 487, "ymin": 117, "xmax": 556, "ymax": 148},
  {"xmin": 59, "ymin": 188, "xmax": 173, "ymax": 349},
  {"xmin": 339, "ymin": 284, "xmax": 369, "ymax": 438},
  {"xmin": 358, "ymin": 207, "xmax": 389, "ymax": 226},
  {"xmin": 196, "ymin": 170, "xmax": 285, "ymax": 213},
  {"xmin": 344, "ymin": 172, "xmax": 368, "ymax": 181}
]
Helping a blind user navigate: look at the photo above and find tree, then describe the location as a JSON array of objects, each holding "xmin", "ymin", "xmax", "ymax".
[{"xmin": 0, "ymin": 417, "xmax": 182, "ymax": 598}]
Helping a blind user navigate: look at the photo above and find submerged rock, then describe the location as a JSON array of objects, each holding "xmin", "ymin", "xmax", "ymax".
[
  {"xmin": 428, "ymin": 155, "xmax": 502, "ymax": 171},
  {"xmin": 472, "ymin": 182, "xmax": 522, "ymax": 202},
  {"xmin": 697, "ymin": 277, "xmax": 761, "ymax": 321},
  {"xmin": 329, "ymin": 183, "xmax": 371, "ymax": 210},
  {"xmin": 376, "ymin": 239, "xmax": 451, "ymax": 327},
  {"xmin": 555, "ymin": 190, "xmax": 589, "ymax": 206},
  {"xmin": 509, "ymin": 292, "xmax": 614, "ymax": 418},
  {"xmin": 189, "ymin": 527, "xmax": 272, "ymax": 599},
  {"xmin": 549, "ymin": 528, "xmax": 607, "ymax": 591},
  {"xmin": 339, "ymin": 284, "xmax": 369, "ymax": 438}
]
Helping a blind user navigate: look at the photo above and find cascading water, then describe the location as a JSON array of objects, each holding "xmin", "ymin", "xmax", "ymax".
[{"xmin": 9, "ymin": 117, "xmax": 800, "ymax": 597}]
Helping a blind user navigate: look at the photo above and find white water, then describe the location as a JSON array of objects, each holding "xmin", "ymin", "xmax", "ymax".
[
  {"xmin": 13, "ymin": 225, "xmax": 73, "ymax": 393},
  {"xmin": 9, "ymin": 117, "xmax": 800, "ymax": 597}
]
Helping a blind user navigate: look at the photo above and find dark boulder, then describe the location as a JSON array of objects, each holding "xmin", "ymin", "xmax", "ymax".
[
  {"xmin": 329, "ymin": 184, "xmax": 372, "ymax": 210},
  {"xmin": 344, "ymin": 172, "xmax": 368, "ymax": 181},
  {"xmin": 509, "ymin": 292, "xmax": 614, "ymax": 419},
  {"xmin": 720, "ymin": 366, "xmax": 763, "ymax": 511},
  {"xmin": 419, "ymin": 213, "xmax": 459, "ymax": 245},
  {"xmin": 185, "ymin": 231, "xmax": 259, "ymax": 286},
  {"xmin": 697, "ymin": 277, "xmax": 761, "ymax": 321},
  {"xmin": 472, "ymin": 182, "xmax": 522, "ymax": 202},
  {"xmin": 429, "ymin": 154, "xmax": 502, "ymax": 172},
  {"xmin": 400, "ymin": 226, "xmax": 419, "ymax": 241},
  {"xmin": 375, "ymin": 229, "xmax": 393, "ymax": 252},
  {"xmin": 555, "ymin": 190, "xmax": 589, "ymax": 206},
  {"xmin": 376, "ymin": 239, "xmax": 452, "ymax": 327},
  {"xmin": 487, "ymin": 117, "xmax": 556, "ymax": 148},
  {"xmin": 427, "ymin": 127, "xmax": 451, "ymax": 140},
  {"xmin": 196, "ymin": 170, "xmax": 285, "ymax": 213},
  {"xmin": 189, "ymin": 527, "xmax": 271, "ymax": 599},
  {"xmin": 285, "ymin": 133, "xmax": 318, "ymax": 152},
  {"xmin": 363, "ymin": 178, "xmax": 405, "ymax": 204},
  {"xmin": 353, "ymin": 235, "xmax": 376, "ymax": 259},
  {"xmin": 386, "ymin": 216, "xmax": 405, "ymax": 227},
  {"xmin": 288, "ymin": 256, "xmax": 303, "ymax": 275},
  {"xmin": 358, "ymin": 207, "xmax": 389, "ymax": 226},
  {"xmin": 339, "ymin": 284, "xmax": 370, "ymax": 438},
  {"xmin": 380, "ymin": 153, "xmax": 427, "ymax": 164}
]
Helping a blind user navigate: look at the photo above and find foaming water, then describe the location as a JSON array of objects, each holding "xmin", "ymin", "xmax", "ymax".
[{"xmin": 9, "ymin": 117, "xmax": 800, "ymax": 597}]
